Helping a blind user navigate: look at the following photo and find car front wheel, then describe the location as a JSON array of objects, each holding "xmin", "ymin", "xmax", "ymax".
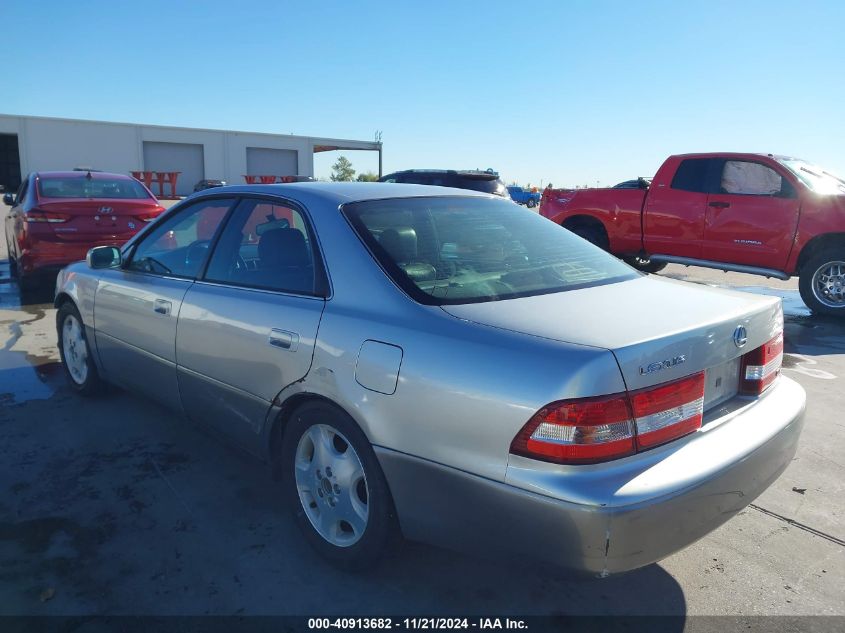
[
  {"xmin": 281, "ymin": 401, "xmax": 399, "ymax": 570},
  {"xmin": 526, "ymin": 198, "xmax": 536, "ymax": 208},
  {"xmin": 799, "ymin": 249, "xmax": 845, "ymax": 317},
  {"xmin": 57, "ymin": 302, "xmax": 103, "ymax": 395}
]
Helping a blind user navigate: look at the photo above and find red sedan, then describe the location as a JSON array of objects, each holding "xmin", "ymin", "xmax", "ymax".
[{"xmin": 3, "ymin": 171, "xmax": 165, "ymax": 291}]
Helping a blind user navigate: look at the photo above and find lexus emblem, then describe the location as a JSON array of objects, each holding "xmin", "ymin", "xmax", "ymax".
[{"xmin": 733, "ymin": 325, "xmax": 748, "ymax": 348}]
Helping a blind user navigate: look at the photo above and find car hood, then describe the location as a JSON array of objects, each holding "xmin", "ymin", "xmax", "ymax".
[{"xmin": 440, "ymin": 275, "xmax": 782, "ymax": 391}]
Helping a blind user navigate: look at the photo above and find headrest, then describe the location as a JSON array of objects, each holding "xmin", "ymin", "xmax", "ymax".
[
  {"xmin": 258, "ymin": 228, "xmax": 309, "ymax": 267},
  {"xmin": 379, "ymin": 227, "xmax": 417, "ymax": 263}
]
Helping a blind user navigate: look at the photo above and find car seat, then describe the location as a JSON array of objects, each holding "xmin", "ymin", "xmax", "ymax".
[{"xmin": 256, "ymin": 228, "xmax": 314, "ymax": 293}]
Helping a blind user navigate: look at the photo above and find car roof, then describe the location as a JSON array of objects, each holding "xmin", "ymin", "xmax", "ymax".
[
  {"xmin": 34, "ymin": 170, "xmax": 136, "ymax": 180},
  {"xmin": 383, "ymin": 169, "xmax": 501, "ymax": 177},
  {"xmin": 670, "ymin": 152, "xmax": 798, "ymax": 161},
  {"xmin": 189, "ymin": 181, "xmax": 493, "ymax": 206}
]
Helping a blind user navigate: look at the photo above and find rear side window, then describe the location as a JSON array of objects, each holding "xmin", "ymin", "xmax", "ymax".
[
  {"xmin": 38, "ymin": 177, "xmax": 152, "ymax": 199},
  {"xmin": 671, "ymin": 159, "xmax": 714, "ymax": 193},
  {"xmin": 344, "ymin": 196, "xmax": 637, "ymax": 305},
  {"xmin": 204, "ymin": 198, "xmax": 318, "ymax": 295}
]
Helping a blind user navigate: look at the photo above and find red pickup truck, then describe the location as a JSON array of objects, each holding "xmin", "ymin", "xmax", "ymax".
[{"xmin": 541, "ymin": 153, "xmax": 845, "ymax": 316}]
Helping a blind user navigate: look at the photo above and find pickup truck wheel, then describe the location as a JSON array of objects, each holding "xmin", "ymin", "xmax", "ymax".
[
  {"xmin": 526, "ymin": 198, "xmax": 536, "ymax": 208},
  {"xmin": 568, "ymin": 225, "xmax": 609, "ymax": 251},
  {"xmin": 624, "ymin": 255, "xmax": 667, "ymax": 274},
  {"xmin": 800, "ymin": 250, "xmax": 845, "ymax": 316}
]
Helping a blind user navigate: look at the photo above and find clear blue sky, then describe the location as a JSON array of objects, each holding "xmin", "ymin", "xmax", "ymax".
[{"xmin": 5, "ymin": 0, "xmax": 845, "ymax": 186}]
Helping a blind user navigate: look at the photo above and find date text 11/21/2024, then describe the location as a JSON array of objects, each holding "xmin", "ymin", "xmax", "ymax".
[{"xmin": 307, "ymin": 618, "xmax": 528, "ymax": 630}]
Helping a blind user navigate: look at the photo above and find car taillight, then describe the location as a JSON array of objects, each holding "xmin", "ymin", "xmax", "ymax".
[
  {"xmin": 25, "ymin": 210, "xmax": 70, "ymax": 223},
  {"xmin": 511, "ymin": 371, "xmax": 706, "ymax": 465},
  {"xmin": 630, "ymin": 372, "xmax": 704, "ymax": 449},
  {"xmin": 740, "ymin": 332, "xmax": 783, "ymax": 395},
  {"xmin": 510, "ymin": 394, "xmax": 636, "ymax": 464},
  {"xmin": 136, "ymin": 206, "xmax": 165, "ymax": 222}
]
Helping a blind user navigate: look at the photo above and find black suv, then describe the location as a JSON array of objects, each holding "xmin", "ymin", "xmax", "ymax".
[{"xmin": 378, "ymin": 169, "xmax": 509, "ymax": 197}]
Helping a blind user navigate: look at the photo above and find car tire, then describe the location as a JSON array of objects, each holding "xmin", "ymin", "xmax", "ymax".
[
  {"xmin": 17, "ymin": 272, "xmax": 40, "ymax": 294},
  {"xmin": 57, "ymin": 302, "xmax": 103, "ymax": 395},
  {"xmin": 281, "ymin": 401, "xmax": 399, "ymax": 570},
  {"xmin": 6, "ymin": 234, "xmax": 18, "ymax": 277},
  {"xmin": 526, "ymin": 198, "xmax": 536, "ymax": 208},
  {"xmin": 799, "ymin": 249, "xmax": 845, "ymax": 317},
  {"xmin": 623, "ymin": 254, "xmax": 668, "ymax": 274},
  {"xmin": 568, "ymin": 224, "xmax": 609, "ymax": 251}
]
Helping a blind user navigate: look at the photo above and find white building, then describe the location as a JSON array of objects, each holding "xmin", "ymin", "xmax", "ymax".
[{"xmin": 0, "ymin": 114, "xmax": 382, "ymax": 196}]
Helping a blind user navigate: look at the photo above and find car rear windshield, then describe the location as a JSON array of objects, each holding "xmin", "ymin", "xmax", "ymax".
[
  {"xmin": 344, "ymin": 197, "xmax": 638, "ymax": 305},
  {"xmin": 38, "ymin": 177, "xmax": 152, "ymax": 199},
  {"xmin": 455, "ymin": 173, "xmax": 502, "ymax": 194}
]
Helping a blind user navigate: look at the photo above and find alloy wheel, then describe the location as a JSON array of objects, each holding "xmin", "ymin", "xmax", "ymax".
[
  {"xmin": 62, "ymin": 314, "xmax": 89, "ymax": 385},
  {"xmin": 811, "ymin": 260, "xmax": 845, "ymax": 308},
  {"xmin": 294, "ymin": 424, "xmax": 369, "ymax": 547}
]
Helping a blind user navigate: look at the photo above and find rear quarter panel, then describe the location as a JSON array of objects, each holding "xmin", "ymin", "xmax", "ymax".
[
  {"xmin": 274, "ymin": 193, "xmax": 627, "ymax": 483},
  {"xmin": 788, "ymin": 193, "xmax": 845, "ymax": 273}
]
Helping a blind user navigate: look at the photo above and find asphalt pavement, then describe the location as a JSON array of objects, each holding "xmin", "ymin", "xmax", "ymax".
[{"xmin": 0, "ymin": 209, "xmax": 843, "ymax": 621}]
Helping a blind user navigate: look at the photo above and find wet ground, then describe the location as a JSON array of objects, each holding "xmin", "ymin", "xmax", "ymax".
[{"xmin": 0, "ymin": 223, "xmax": 843, "ymax": 620}]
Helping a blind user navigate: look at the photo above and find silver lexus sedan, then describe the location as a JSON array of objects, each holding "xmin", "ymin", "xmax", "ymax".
[{"xmin": 54, "ymin": 183, "xmax": 805, "ymax": 575}]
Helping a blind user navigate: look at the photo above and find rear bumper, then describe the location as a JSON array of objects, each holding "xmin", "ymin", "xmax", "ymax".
[
  {"xmin": 20, "ymin": 238, "xmax": 128, "ymax": 274},
  {"xmin": 377, "ymin": 376, "xmax": 805, "ymax": 575}
]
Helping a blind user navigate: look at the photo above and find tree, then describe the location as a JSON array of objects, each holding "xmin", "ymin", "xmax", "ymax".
[
  {"xmin": 330, "ymin": 156, "xmax": 356, "ymax": 182},
  {"xmin": 357, "ymin": 171, "xmax": 379, "ymax": 182}
]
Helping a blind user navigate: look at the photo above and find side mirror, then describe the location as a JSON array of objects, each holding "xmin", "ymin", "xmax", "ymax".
[
  {"xmin": 2, "ymin": 193, "xmax": 14, "ymax": 206},
  {"xmin": 86, "ymin": 245, "xmax": 122, "ymax": 269}
]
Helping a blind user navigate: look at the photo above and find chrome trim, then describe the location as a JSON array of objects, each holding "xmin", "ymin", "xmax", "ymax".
[{"xmin": 191, "ymin": 279, "xmax": 326, "ymax": 302}]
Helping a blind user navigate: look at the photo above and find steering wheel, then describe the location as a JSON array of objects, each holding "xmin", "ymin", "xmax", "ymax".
[{"xmin": 185, "ymin": 240, "xmax": 211, "ymax": 271}]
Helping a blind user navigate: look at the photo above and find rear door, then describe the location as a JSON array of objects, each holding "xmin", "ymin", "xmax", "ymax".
[
  {"xmin": 643, "ymin": 158, "xmax": 717, "ymax": 259},
  {"xmin": 93, "ymin": 197, "xmax": 235, "ymax": 410},
  {"xmin": 176, "ymin": 197, "xmax": 326, "ymax": 452},
  {"xmin": 703, "ymin": 159, "xmax": 801, "ymax": 269}
]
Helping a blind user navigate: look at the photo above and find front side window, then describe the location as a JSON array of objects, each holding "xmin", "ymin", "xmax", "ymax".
[
  {"xmin": 344, "ymin": 197, "xmax": 637, "ymax": 305},
  {"xmin": 720, "ymin": 161, "xmax": 783, "ymax": 196},
  {"xmin": 126, "ymin": 198, "xmax": 234, "ymax": 277},
  {"xmin": 204, "ymin": 198, "xmax": 318, "ymax": 295},
  {"xmin": 38, "ymin": 177, "xmax": 152, "ymax": 199}
]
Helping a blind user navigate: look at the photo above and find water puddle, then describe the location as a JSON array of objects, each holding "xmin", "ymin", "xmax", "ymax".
[
  {"xmin": 0, "ymin": 259, "xmax": 61, "ymax": 404},
  {"xmin": 0, "ymin": 358, "xmax": 62, "ymax": 405}
]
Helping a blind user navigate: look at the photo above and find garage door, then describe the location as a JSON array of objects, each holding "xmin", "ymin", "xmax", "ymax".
[
  {"xmin": 0, "ymin": 134, "xmax": 21, "ymax": 192},
  {"xmin": 246, "ymin": 147, "xmax": 298, "ymax": 178},
  {"xmin": 142, "ymin": 142, "xmax": 204, "ymax": 196}
]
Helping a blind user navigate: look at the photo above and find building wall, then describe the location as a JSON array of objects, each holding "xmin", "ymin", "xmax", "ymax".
[{"xmin": 0, "ymin": 115, "xmax": 334, "ymax": 194}]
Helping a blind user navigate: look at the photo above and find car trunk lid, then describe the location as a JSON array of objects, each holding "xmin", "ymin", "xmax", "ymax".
[
  {"xmin": 441, "ymin": 275, "xmax": 782, "ymax": 404},
  {"xmin": 33, "ymin": 198, "xmax": 163, "ymax": 242}
]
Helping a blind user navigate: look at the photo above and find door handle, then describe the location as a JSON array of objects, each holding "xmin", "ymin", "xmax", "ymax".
[
  {"xmin": 269, "ymin": 328, "xmax": 299, "ymax": 352},
  {"xmin": 154, "ymin": 299, "xmax": 172, "ymax": 315},
  {"xmin": 708, "ymin": 201, "xmax": 731, "ymax": 209}
]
